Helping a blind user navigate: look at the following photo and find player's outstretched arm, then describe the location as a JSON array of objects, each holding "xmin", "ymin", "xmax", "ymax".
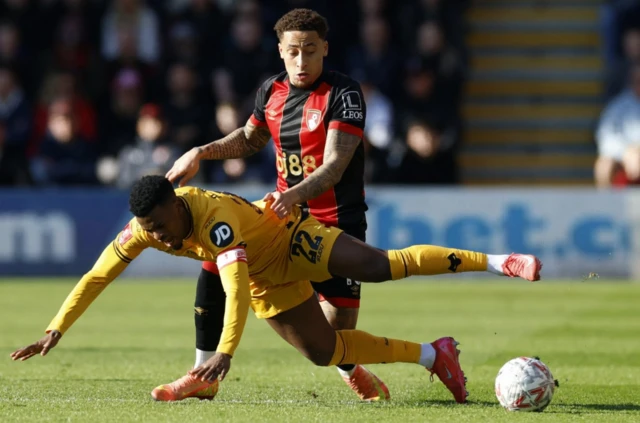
[
  {"xmin": 267, "ymin": 129, "xmax": 360, "ymax": 218},
  {"xmin": 10, "ymin": 241, "xmax": 139, "ymax": 361},
  {"xmin": 166, "ymin": 119, "xmax": 272, "ymax": 187},
  {"xmin": 189, "ymin": 249, "xmax": 251, "ymax": 382}
]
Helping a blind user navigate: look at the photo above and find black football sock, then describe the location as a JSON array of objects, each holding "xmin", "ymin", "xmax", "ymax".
[{"xmin": 194, "ymin": 267, "xmax": 226, "ymax": 366}]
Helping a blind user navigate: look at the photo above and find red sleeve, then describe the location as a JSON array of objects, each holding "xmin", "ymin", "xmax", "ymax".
[
  {"xmin": 249, "ymin": 113, "xmax": 267, "ymax": 127},
  {"xmin": 328, "ymin": 120, "xmax": 363, "ymax": 138}
]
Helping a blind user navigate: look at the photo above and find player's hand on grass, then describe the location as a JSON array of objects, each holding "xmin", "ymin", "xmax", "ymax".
[
  {"xmin": 165, "ymin": 148, "xmax": 201, "ymax": 187},
  {"xmin": 10, "ymin": 330, "xmax": 62, "ymax": 361},
  {"xmin": 263, "ymin": 191, "xmax": 298, "ymax": 219},
  {"xmin": 189, "ymin": 352, "xmax": 232, "ymax": 382}
]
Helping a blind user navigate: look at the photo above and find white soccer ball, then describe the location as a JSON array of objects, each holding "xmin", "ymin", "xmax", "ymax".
[{"xmin": 494, "ymin": 356, "xmax": 558, "ymax": 412}]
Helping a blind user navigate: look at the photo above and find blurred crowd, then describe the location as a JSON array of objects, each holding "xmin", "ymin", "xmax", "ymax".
[
  {"xmin": 596, "ymin": 0, "xmax": 640, "ymax": 187},
  {"xmin": 0, "ymin": 0, "xmax": 469, "ymax": 188}
]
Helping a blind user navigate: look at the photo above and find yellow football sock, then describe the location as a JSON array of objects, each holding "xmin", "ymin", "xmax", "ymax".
[
  {"xmin": 388, "ymin": 245, "xmax": 488, "ymax": 280},
  {"xmin": 328, "ymin": 330, "xmax": 422, "ymax": 366}
]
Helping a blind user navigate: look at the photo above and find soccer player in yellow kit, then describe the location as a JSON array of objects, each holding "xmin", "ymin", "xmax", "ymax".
[{"xmin": 11, "ymin": 176, "xmax": 542, "ymax": 404}]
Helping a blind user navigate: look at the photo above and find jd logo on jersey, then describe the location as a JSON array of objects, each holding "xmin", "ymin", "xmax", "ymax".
[
  {"xmin": 306, "ymin": 109, "xmax": 322, "ymax": 131},
  {"xmin": 210, "ymin": 222, "xmax": 234, "ymax": 248}
]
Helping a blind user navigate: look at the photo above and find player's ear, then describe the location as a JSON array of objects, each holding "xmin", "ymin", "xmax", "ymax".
[
  {"xmin": 323, "ymin": 41, "xmax": 328, "ymax": 57},
  {"xmin": 278, "ymin": 43, "xmax": 284, "ymax": 59}
]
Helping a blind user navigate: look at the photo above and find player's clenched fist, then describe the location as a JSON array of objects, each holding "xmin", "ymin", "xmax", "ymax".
[
  {"xmin": 165, "ymin": 148, "xmax": 201, "ymax": 187},
  {"xmin": 188, "ymin": 352, "xmax": 231, "ymax": 382},
  {"xmin": 263, "ymin": 191, "xmax": 298, "ymax": 219},
  {"xmin": 10, "ymin": 330, "xmax": 62, "ymax": 361}
]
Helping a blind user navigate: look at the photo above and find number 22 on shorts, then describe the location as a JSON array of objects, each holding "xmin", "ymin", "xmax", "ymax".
[{"xmin": 290, "ymin": 230, "xmax": 323, "ymax": 264}]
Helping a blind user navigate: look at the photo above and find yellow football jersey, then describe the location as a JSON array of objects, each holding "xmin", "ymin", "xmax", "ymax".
[
  {"xmin": 113, "ymin": 187, "xmax": 292, "ymax": 271},
  {"xmin": 44, "ymin": 187, "xmax": 340, "ymax": 356}
]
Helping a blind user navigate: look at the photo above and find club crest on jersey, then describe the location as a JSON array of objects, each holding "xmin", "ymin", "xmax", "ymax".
[
  {"xmin": 119, "ymin": 223, "xmax": 133, "ymax": 246},
  {"xmin": 306, "ymin": 109, "xmax": 322, "ymax": 131}
]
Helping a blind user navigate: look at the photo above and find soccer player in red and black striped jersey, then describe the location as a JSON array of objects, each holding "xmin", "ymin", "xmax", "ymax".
[{"xmin": 161, "ymin": 8, "xmax": 388, "ymax": 402}]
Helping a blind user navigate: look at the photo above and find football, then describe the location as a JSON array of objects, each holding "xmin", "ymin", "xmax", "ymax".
[{"xmin": 494, "ymin": 356, "xmax": 559, "ymax": 412}]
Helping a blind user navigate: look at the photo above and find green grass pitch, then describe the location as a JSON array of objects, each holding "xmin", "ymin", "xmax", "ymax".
[{"xmin": 1, "ymin": 278, "xmax": 639, "ymax": 422}]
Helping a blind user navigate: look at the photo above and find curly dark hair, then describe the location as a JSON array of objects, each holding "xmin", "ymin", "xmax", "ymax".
[
  {"xmin": 274, "ymin": 8, "xmax": 329, "ymax": 40},
  {"xmin": 129, "ymin": 175, "xmax": 175, "ymax": 217}
]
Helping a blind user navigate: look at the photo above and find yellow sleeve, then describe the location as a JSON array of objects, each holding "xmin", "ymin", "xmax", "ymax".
[
  {"xmin": 46, "ymin": 220, "xmax": 148, "ymax": 334},
  {"xmin": 199, "ymin": 206, "xmax": 250, "ymax": 356},
  {"xmin": 216, "ymin": 251, "xmax": 251, "ymax": 356}
]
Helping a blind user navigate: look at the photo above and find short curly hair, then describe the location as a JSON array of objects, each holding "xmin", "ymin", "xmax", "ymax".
[
  {"xmin": 129, "ymin": 175, "xmax": 175, "ymax": 217},
  {"xmin": 274, "ymin": 8, "xmax": 329, "ymax": 41}
]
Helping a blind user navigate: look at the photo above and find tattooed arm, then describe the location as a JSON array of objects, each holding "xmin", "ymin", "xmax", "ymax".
[
  {"xmin": 165, "ymin": 119, "xmax": 271, "ymax": 186},
  {"xmin": 286, "ymin": 129, "xmax": 361, "ymax": 204},
  {"xmin": 197, "ymin": 120, "xmax": 272, "ymax": 160}
]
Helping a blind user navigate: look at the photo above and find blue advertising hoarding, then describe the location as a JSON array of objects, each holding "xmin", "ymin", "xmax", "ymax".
[{"xmin": 0, "ymin": 187, "xmax": 633, "ymax": 279}]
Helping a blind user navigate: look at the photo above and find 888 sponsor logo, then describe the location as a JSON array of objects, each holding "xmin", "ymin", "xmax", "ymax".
[{"xmin": 276, "ymin": 152, "xmax": 318, "ymax": 179}]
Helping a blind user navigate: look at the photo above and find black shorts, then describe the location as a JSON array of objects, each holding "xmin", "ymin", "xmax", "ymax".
[{"xmin": 311, "ymin": 220, "xmax": 366, "ymax": 308}]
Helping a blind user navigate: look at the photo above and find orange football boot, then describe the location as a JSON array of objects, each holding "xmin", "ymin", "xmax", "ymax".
[
  {"xmin": 427, "ymin": 337, "xmax": 468, "ymax": 404},
  {"xmin": 342, "ymin": 365, "xmax": 390, "ymax": 401},
  {"xmin": 502, "ymin": 253, "xmax": 542, "ymax": 281},
  {"xmin": 151, "ymin": 374, "xmax": 219, "ymax": 402}
]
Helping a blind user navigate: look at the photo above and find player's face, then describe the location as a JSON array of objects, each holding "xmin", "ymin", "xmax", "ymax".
[
  {"xmin": 136, "ymin": 199, "xmax": 188, "ymax": 250},
  {"xmin": 278, "ymin": 31, "xmax": 328, "ymax": 88}
]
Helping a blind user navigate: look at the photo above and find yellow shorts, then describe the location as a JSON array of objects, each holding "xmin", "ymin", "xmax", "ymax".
[
  {"xmin": 249, "ymin": 280, "xmax": 315, "ymax": 318},
  {"xmin": 249, "ymin": 210, "xmax": 344, "ymax": 319}
]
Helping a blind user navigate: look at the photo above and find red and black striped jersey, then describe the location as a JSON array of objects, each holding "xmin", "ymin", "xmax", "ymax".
[{"xmin": 249, "ymin": 71, "xmax": 367, "ymax": 227}]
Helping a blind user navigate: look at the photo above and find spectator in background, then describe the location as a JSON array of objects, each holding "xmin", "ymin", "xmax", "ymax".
[
  {"xmin": 0, "ymin": 63, "xmax": 31, "ymax": 178},
  {"xmin": 606, "ymin": 26, "xmax": 640, "ymax": 99},
  {"xmin": 172, "ymin": 0, "xmax": 228, "ymax": 71},
  {"xmin": 0, "ymin": 2, "xmax": 469, "ymax": 187},
  {"xmin": 99, "ymin": 67, "xmax": 144, "ymax": 158},
  {"xmin": 0, "ymin": 21, "xmax": 21, "ymax": 64},
  {"xmin": 358, "ymin": 0, "xmax": 389, "ymax": 17},
  {"xmin": 358, "ymin": 76, "xmax": 394, "ymax": 183},
  {"xmin": 415, "ymin": 19, "xmax": 464, "ymax": 102},
  {"xmin": 211, "ymin": 12, "xmax": 278, "ymax": 118},
  {"xmin": 101, "ymin": 104, "xmax": 180, "ymax": 188},
  {"xmin": 387, "ymin": 118, "xmax": 457, "ymax": 184},
  {"xmin": 397, "ymin": 0, "xmax": 469, "ymax": 61},
  {"xmin": 0, "ymin": 0, "xmax": 42, "ymax": 53},
  {"xmin": 600, "ymin": 0, "xmax": 640, "ymax": 67},
  {"xmin": 101, "ymin": 0, "xmax": 160, "ymax": 66},
  {"xmin": 30, "ymin": 69, "xmax": 97, "ymax": 156},
  {"xmin": 206, "ymin": 102, "xmax": 276, "ymax": 184},
  {"xmin": 37, "ymin": 0, "xmax": 103, "ymax": 101},
  {"xmin": 388, "ymin": 57, "xmax": 460, "ymax": 184},
  {"xmin": 30, "ymin": 97, "xmax": 97, "ymax": 186},
  {"xmin": 163, "ymin": 62, "xmax": 208, "ymax": 151},
  {"xmin": 595, "ymin": 64, "xmax": 640, "ymax": 187},
  {"xmin": 164, "ymin": 21, "xmax": 209, "ymax": 86},
  {"xmin": 346, "ymin": 15, "xmax": 402, "ymax": 102},
  {"xmin": 103, "ymin": 22, "xmax": 157, "ymax": 102},
  {"xmin": 0, "ymin": 19, "xmax": 35, "ymax": 97},
  {"xmin": 400, "ymin": 57, "xmax": 455, "ymax": 131}
]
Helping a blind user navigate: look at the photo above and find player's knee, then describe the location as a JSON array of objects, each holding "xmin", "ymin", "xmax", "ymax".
[
  {"xmin": 299, "ymin": 346, "xmax": 334, "ymax": 366},
  {"xmin": 195, "ymin": 268, "xmax": 225, "ymax": 309},
  {"xmin": 361, "ymin": 255, "xmax": 391, "ymax": 282}
]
